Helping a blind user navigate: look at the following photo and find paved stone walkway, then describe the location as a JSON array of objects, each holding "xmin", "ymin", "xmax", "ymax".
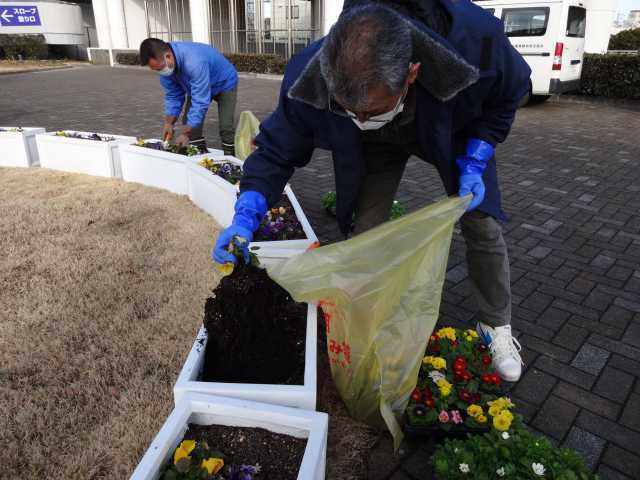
[{"xmin": 1, "ymin": 66, "xmax": 639, "ymax": 479}]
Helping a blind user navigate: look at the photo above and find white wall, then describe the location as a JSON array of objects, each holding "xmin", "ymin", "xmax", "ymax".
[
  {"xmin": 323, "ymin": 0, "xmax": 343, "ymax": 35},
  {"xmin": 0, "ymin": 1, "xmax": 84, "ymax": 44},
  {"xmin": 584, "ymin": 0, "xmax": 617, "ymax": 53},
  {"xmin": 124, "ymin": 0, "xmax": 148, "ymax": 49}
]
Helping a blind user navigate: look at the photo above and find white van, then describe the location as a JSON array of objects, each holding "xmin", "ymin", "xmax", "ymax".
[{"xmin": 473, "ymin": 0, "xmax": 587, "ymax": 98}]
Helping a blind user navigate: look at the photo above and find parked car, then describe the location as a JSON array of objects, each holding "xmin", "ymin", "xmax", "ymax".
[{"xmin": 474, "ymin": 0, "xmax": 587, "ymax": 100}]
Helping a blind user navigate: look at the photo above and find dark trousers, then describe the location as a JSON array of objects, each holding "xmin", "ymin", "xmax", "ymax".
[
  {"xmin": 181, "ymin": 87, "xmax": 237, "ymax": 155},
  {"xmin": 353, "ymin": 142, "xmax": 511, "ymax": 327}
]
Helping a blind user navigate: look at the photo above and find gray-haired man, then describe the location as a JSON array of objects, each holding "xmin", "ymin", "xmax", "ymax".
[{"xmin": 214, "ymin": 0, "xmax": 531, "ymax": 381}]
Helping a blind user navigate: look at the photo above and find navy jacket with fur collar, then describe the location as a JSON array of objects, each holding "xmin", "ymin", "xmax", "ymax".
[{"xmin": 240, "ymin": 0, "xmax": 531, "ymax": 235}]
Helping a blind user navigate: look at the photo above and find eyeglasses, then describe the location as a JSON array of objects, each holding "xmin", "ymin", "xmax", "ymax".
[{"xmin": 327, "ymin": 83, "xmax": 409, "ymax": 122}]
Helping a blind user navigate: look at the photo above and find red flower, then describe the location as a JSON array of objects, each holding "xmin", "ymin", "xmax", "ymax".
[
  {"xmin": 491, "ymin": 373, "xmax": 501, "ymax": 386},
  {"xmin": 411, "ymin": 388, "xmax": 421, "ymax": 402},
  {"xmin": 482, "ymin": 355, "xmax": 492, "ymax": 366},
  {"xmin": 458, "ymin": 389, "xmax": 473, "ymax": 403},
  {"xmin": 481, "ymin": 373, "xmax": 492, "ymax": 384},
  {"xmin": 426, "ymin": 398, "xmax": 435, "ymax": 408},
  {"xmin": 452, "ymin": 340, "xmax": 459, "ymax": 348},
  {"xmin": 422, "ymin": 388, "xmax": 433, "ymax": 403},
  {"xmin": 429, "ymin": 343, "xmax": 441, "ymax": 353},
  {"xmin": 462, "ymin": 371, "xmax": 473, "ymax": 381},
  {"xmin": 454, "ymin": 371, "xmax": 465, "ymax": 381}
]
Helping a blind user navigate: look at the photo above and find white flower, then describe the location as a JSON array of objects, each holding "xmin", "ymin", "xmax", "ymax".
[
  {"xmin": 532, "ymin": 462, "xmax": 546, "ymax": 476},
  {"xmin": 459, "ymin": 463, "xmax": 470, "ymax": 473},
  {"xmin": 501, "ymin": 432, "xmax": 510, "ymax": 440},
  {"xmin": 454, "ymin": 448, "xmax": 459, "ymax": 453},
  {"xmin": 496, "ymin": 467, "xmax": 505, "ymax": 477},
  {"xmin": 429, "ymin": 370, "xmax": 446, "ymax": 384}
]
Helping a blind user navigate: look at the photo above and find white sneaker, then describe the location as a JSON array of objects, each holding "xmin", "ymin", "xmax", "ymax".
[{"xmin": 476, "ymin": 323, "xmax": 524, "ymax": 382}]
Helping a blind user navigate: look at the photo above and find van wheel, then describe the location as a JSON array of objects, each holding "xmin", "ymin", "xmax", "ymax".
[
  {"xmin": 531, "ymin": 95, "xmax": 551, "ymax": 104},
  {"xmin": 518, "ymin": 81, "xmax": 532, "ymax": 107}
]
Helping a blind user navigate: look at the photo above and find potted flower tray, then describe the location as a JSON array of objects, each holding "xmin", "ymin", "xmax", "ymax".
[
  {"xmin": 186, "ymin": 156, "xmax": 243, "ymax": 228},
  {"xmin": 0, "ymin": 127, "xmax": 45, "ymax": 168},
  {"xmin": 131, "ymin": 392, "xmax": 328, "ymax": 480},
  {"xmin": 120, "ymin": 139, "xmax": 223, "ymax": 195},
  {"xmin": 36, "ymin": 130, "xmax": 135, "ymax": 178},
  {"xmin": 174, "ymin": 303, "xmax": 317, "ymax": 411},
  {"xmin": 249, "ymin": 185, "xmax": 318, "ymax": 258}
]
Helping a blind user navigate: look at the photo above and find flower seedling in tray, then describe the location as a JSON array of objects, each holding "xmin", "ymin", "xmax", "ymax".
[
  {"xmin": 203, "ymin": 237, "xmax": 306, "ymax": 385},
  {"xmin": 135, "ymin": 136, "xmax": 204, "ymax": 156},
  {"xmin": 253, "ymin": 195, "xmax": 306, "ymax": 242},
  {"xmin": 199, "ymin": 158, "xmax": 243, "ymax": 185},
  {"xmin": 405, "ymin": 327, "xmax": 519, "ymax": 437},
  {"xmin": 55, "ymin": 131, "xmax": 116, "ymax": 142},
  {"xmin": 162, "ymin": 425, "xmax": 306, "ymax": 480}
]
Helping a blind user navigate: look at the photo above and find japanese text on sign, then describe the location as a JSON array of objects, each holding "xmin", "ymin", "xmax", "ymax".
[{"xmin": 0, "ymin": 6, "xmax": 42, "ymax": 27}]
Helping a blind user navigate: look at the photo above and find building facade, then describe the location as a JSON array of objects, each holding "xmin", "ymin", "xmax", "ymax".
[{"xmin": 91, "ymin": 0, "xmax": 343, "ymax": 59}]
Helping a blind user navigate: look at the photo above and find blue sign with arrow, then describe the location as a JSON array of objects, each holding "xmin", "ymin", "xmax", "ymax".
[{"xmin": 0, "ymin": 6, "xmax": 42, "ymax": 27}]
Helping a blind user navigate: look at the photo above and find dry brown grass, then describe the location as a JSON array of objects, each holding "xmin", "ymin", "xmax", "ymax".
[
  {"xmin": 0, "ymin": 167, "xmax": 378, "ymax": 479},
  {"xmin": 0, "ymin": 168, "xmax": 222, "ymax": 478}
]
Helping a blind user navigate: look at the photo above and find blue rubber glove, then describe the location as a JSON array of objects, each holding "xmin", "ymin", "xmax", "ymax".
[
  {"xmin": 457, "ymin": 139, "xmax": 494, "ymax": 211},
  {"xmin": 213, "ymin": 191, "xmax": 268, "ymax": 265}
]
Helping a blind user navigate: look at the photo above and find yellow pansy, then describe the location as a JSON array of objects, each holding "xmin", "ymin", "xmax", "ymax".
[
  {"xmin": 173, "ymin": 440, "xmax": 196, "ymax": 465},
  {"xmin": 488, "ymin": 397, "xmax": 515, "ymax": 410},
  {"xmin": 499, "ymin": 409, "xmax": 514, "ymax": 422},
  {"xmin": 436, "ymin": 327, "xmax": 457, "ymax": 341},
  {"xmin": 465, "ymin": 329, "xmax": 479, "ymax": 339},
  {"xmin": 201, "ymin": 457, "xmax": 224, "ymax": 475},
  {"xmin": 467, "ymin": 405, "xmax": 483, "ymax": 418},
  {"xmin": 493, "ymin": 412, "xmax": 512, "ymax": 432},
  {"xmin": 217, "ymin": 262, "xmax": 234, "ymax": 276},
  {"xmin": 476, "ymin": 414, "xmax": 488, "ymax": 424},
  {"xmin": 431, "ymin": 357, "xmax": 447, "ymax": 370},
  {"xmin": 437, "ymin": 379, "xmax": 452, "ymax": 397},
  {"xmin": 489, "ymin": 405, "xmax": 503, "ymax": 417}
]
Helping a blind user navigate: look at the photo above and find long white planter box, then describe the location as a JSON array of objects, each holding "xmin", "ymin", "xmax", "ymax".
[
  {"xmin": 131, "ymin": 393, "xmax": 328, "ymax": 480},
  {"xmin": 174, "ymin": 303, "xmax": 317, "ymax": 411},
  {"xmin": 120, "ymin": 141, "xmax": 223, "ymax": 195},
  {"xmin": 250, "ymin": 185, "xmax": 319, "ymax": 258},
  {"xmin": 186, "ymin": 156, "xmax": 243, "ymax": 227},
  {"xmin": 0, "ymin": 127, "xmax": 45, "ymax": 167},
  {"xmin": 36, "ymin": 131, "xmax": 135, "ymax": 178}
]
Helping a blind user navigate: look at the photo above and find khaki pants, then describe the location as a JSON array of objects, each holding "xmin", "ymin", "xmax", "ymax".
[
  {"xmin": 182, "ymin": 87, "xmax": 237, "ymax": 155},
  {"xmin": 353, "ymin": 142, "xmax": 511, "ymax": 328}
]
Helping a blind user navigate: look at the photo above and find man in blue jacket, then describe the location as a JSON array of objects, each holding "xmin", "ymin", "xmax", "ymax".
[
  {"xmin": 214, "ymin": 0, "xmax": 531, "ymax": 381},
  {"xmin": 140, "ymin": 38, "xmax": 238, "ymax": 155}
]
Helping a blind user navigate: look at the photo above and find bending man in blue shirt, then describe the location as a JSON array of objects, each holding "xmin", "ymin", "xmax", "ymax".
[{"xmin": 140, "ymin": 38, "xmax": 238, "ymax": 155}]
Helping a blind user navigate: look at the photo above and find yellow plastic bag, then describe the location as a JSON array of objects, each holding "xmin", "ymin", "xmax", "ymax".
[
  {"xmin": 267, "ymin": 196, "xmax": 469, "ymax": 448},
  {"xmin": 234, "ymin": 111, "xmax": 261, "ymax": 161}
]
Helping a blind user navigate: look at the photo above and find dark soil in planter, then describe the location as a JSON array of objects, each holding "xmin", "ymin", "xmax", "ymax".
[
  {"xmin": 202, "ymin": 262, "xmax": 306, "ymax": 384},
  {"xmin": 137, "ymin": 141, "xmax": 206, "ymax": 156},
  {"xmin": 253, "ymin": 195, "xmax": 307, "ymax": 242},
  {"xmin": 185, "ymin": 424, "xmax": 307, "ymax": 479},
  {"xmin": 56, "ymin": 131, "xmax": 115, "ymax": 142},
  {"xmin": 200, "ymin": 160, "xmax": 243, "ymax": 185}
]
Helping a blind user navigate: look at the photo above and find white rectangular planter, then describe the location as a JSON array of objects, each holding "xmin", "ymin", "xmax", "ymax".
[
  {"xmin": 174, "ymin": 303, "xmax": 317, "ymax": 411},
  {"xmin": 36, "ymin": 131, "xmax": 135, "ymax": 178},
  {"xmin": 120, "ymin": 141, "xmax": 222, "ymax": 195},
  {"xmin": 250, "ymin": 185, "xmax": 319, "ymax": 258},
  {"xmin": 0, "ymin": 127, "xmax": 45, "ymax": 168},
  {"xmin": 186, "ymin": 156, "xmax": 243, "ymax": 227},
  {"xmin": 131, "ymin": 393, "xmax": 328, "ymax": 480}
]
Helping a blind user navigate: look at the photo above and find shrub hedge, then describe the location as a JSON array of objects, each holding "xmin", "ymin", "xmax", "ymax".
[
  {"xmin": 223, "ymin": 53, "xmax": 286, "ymax": 75},
  {"xmin": 0, "ymin": 34, "xmax": 48, "ymax": 60},
  {"xmin": 114, "ymin": 51, "xmax": 286, "ymax": 75},
  {"xmin": 608, "ymin": 28, "xmax": 640, "ymax": 51},
  {"xmin": 579, "ymin": 54, "xmax": 640, "ymax": 99},
  {"xmin": 115, "ymin": 52, "xmax": 140, "ymax": 65}
]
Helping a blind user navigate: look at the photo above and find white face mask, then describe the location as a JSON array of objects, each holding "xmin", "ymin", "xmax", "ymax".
[
  {"xmin": 156, "ymin": 56, "xmax": 174, "ymax": 76},
  {"xmin": 346, "ymin": 89, "xmax": 406, "ymax": 131}
]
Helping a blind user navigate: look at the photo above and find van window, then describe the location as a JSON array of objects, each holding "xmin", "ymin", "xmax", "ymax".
[
  {"xmin": 502, "ymin": 8, "xmax": 550, "ymax": 37},
  {"xmin": 566, "ymin": 6, "xmax": 586, "ymax": 38}
]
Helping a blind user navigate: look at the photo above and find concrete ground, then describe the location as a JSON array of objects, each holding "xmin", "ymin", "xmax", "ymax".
[{"xmin": 1, "ymin": 65, "xmax": 640, "ymax": 479}]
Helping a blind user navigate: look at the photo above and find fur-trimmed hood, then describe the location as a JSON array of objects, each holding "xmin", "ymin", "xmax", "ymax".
[{"xmin": 287, "ymin": 14, "xmax": 480, "ymax": 109}]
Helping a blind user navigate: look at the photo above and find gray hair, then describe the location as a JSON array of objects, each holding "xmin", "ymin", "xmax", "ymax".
[{"xmin": 319, "ymin": 4, "xmax": 412, "ymax": 111}]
